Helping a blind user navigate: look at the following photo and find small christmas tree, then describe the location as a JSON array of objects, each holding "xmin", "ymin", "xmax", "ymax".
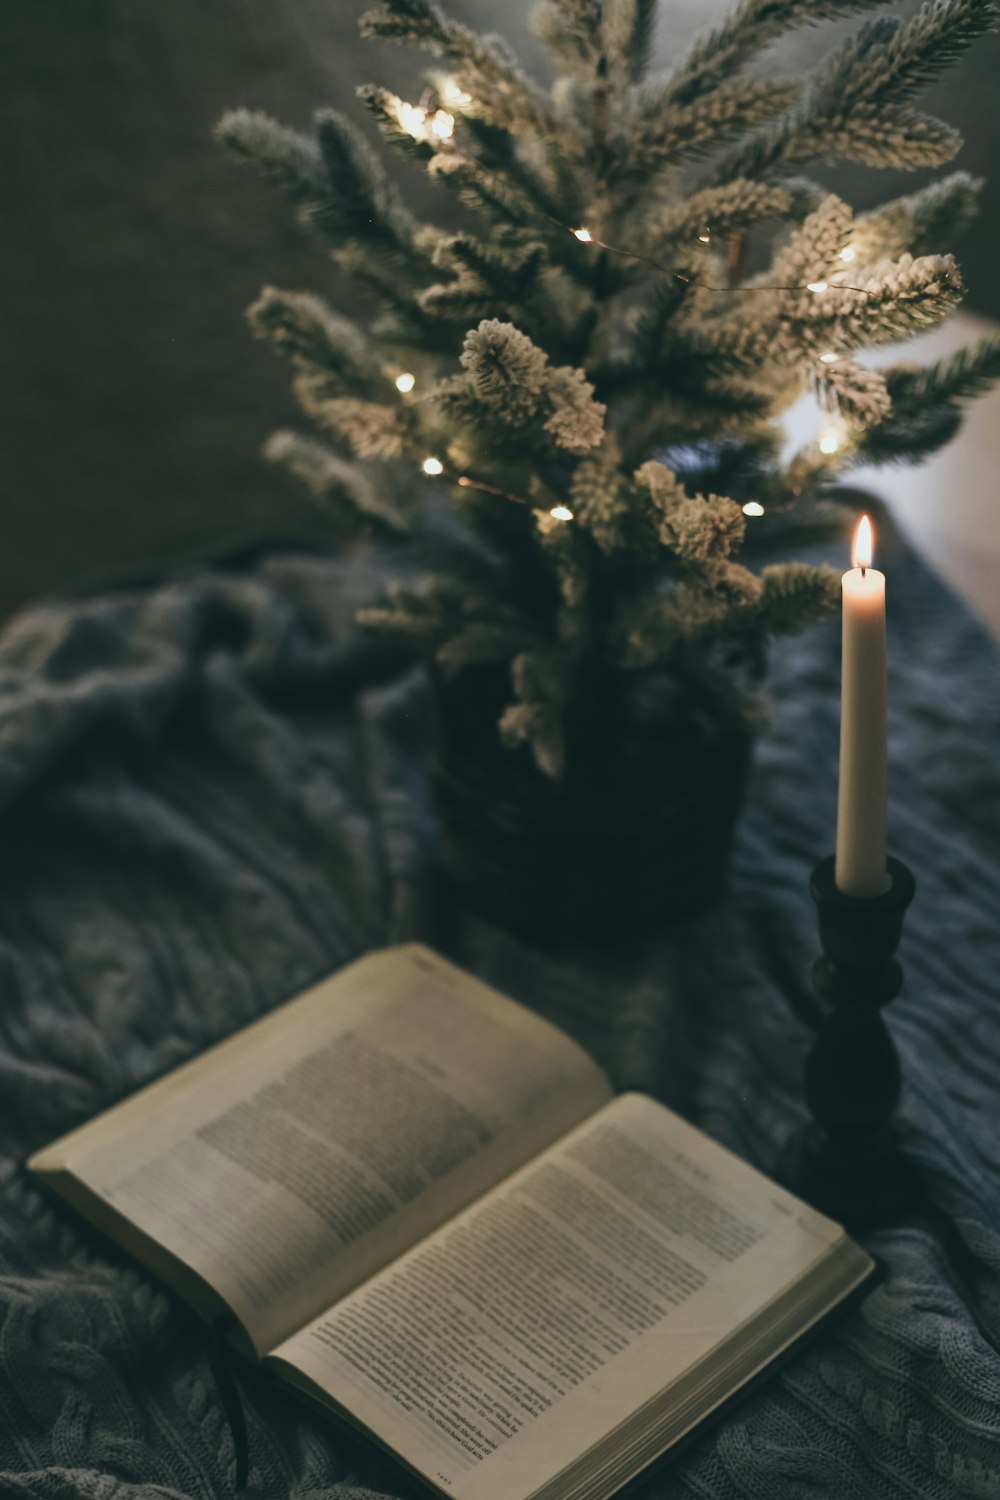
[{"xmin": 218, "ymin": 0, "xmax": 999, "ymax": 780}]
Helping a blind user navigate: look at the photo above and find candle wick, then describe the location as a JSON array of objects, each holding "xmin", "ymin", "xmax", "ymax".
[{"xmin": 861, "ymin": 565, "xmax": 866, "ymax": 578}]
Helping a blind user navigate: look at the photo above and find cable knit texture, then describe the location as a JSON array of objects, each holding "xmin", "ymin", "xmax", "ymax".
[{"xmin": 0, "ymin": 535, "xmax": 998, "ymax": 1500}]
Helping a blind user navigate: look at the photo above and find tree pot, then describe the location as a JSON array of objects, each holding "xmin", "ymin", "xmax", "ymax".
[{"xmin": 428, "ymin": 662, "xmax": 754, "ymax": 944}]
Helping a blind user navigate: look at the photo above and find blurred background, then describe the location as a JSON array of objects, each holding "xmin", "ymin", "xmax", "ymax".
[{"xmin": 3, "ymin": 0, "xmax": 999, "ymax": 623}]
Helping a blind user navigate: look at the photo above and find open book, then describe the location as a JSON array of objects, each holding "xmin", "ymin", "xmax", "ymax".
[{"xmin": 30, "ymin": 944, "xmax": 874, "ymax": 1500}]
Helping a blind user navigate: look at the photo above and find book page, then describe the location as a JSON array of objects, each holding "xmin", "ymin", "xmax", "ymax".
[
  {"xmin": 29, "ymin": 945, "xmax": 611, "ymax": 1357},
  {"xmin": 272, "ymin": 1094, "xmax": 864, "ymax": 1500}
]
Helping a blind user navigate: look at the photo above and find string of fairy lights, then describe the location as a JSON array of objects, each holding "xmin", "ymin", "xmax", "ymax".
[
  {"xmin": 564, "ymin": 224, "xmax": 871, "ymax": 301},
  {"xmin": 382, "ymin": 81, "xmax": 859, "ymax": 525}
]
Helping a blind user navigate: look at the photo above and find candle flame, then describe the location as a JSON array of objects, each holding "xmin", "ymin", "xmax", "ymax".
[{"xmin": 853, "ymin": 514, "xmax": 873, "ymax": 570}]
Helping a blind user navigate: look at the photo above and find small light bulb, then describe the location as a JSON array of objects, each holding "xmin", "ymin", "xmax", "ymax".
[
  {"xmin": 395, "ymin": 372, "xmax": 416, "ymax": 393},
  {"xmin": 742, "ymin": 501, "xmax": 765, "ymax": 517},
  {"xmin": 549, "ymin": 505, "xmax": 574, "ymax": 521},
  {"xmin": 807, "ymin": 280, "xmax": 829, "ymax": 294},
  {"xmin": 422, "ymin": 456, "xmax": 444, "ymax": 475},
  {"xmin": 429, "ymin": 110, "xmax": 455, "ymax": 141},
  {"xmin": 697, "ymin": 229, "xmax": 711, "ymax": 243},
  {"xmin": 819, "ymin": 352, "xmax": 839, "ymax": 364},
  {"xmin": 441, "ymin": 79, "xmax": 472, "ymax": 107},
  {"xmin": 573, "ymin": 227, "xmax": 592, "ymax": 243},
  {"xmin": 397, "ymin": 101, "xmax": 427, "ymax": 139},
  {"xmin": 819, "ymin": 430, "xmax": 840, "ymax": 455},
  {"xmin": 839, "ymin": 245, "xmax": 856, "ymax": 263}
]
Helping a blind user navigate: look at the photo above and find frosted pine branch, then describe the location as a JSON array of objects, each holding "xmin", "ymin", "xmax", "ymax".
[
  {"xmin": 754, "ymin": 562, "xmax": 841, "ymax": 633},
  {"xmin": 459, "ymin": 319, "xmax": 548, "ymax": 419},
  {"xmin": 358, "ymin": 577, "xmax": 462, "ymax": 648},
  {"xmin": 312, "ymin": 110, "xmax": 427, "ymax": 272},
  {"xmin": 797, "ymin": 252, "xmax": 964, "ymax": 346},
  {"xmin": 844, "ymin": 0, "xmax": 998, "ymax": 112},
  {"xmin": 853, "ymin": 172, "xmax": 982, "ymax": 260},
  {"xmin": 624, "ymin": 77, "xmax": 797, "ymax": 179},
  {"xmin": 639, "ymin": 179, "xmax": 800, "ymax": 254},
  {"xmin": 853, "ymin": 405, "xmax": 962, "ymax": 465},
  {"xmin": 434, "ymin": 234, "xmax": 546, "ymax": 295},
  {"xmin": 816, "ymin": 359, "xmax": 892, "ymax": 427},
  {"xmin": 635, "ymin": 462, "xmax": 746, "ymax": 563},
  {"xmin": 499, "ymin": 650, "xmax": 567, "ymax": 778},
  {"xmin": 435, "ymin": 621, "xmax": 538, "ymax": 674},
  {"xmin": 544, "ymin": 367, "xmax": 606, "ymax": 451},
  {"xmin": 418, "ymin": 279, "xmax": 507, "ymax": 326},
  {"xmin": 605, "ymin": 0, "xmax": 658, "ymax": 86},
  {"xmin": 426, "ymin": 153, "xmax": 536, "ymax": 229},
  {"xmin": 708, "ymin": 2, "xmax": 998, "ymax": 183},
  {"xmin": 856, "ymin": 337, "xmax": 1000, "ymax": 463},
  {"xmin": 263, "ymin": 431, "xmax": 407, "ymax": 533},
  {"xmin": 570, "ymin": 438, "xmax": 630, "ymax": 554},
  {"xmin": 418, "ymin": 236, "xmax": 548, "ymax": 328},
  {"xmin": 247, "ymin": 288, "xmax": 380, "ymax": 395},
  {"xmin": 359, "ymin": 0, "xmax": 561, "ymax": 139},
  {"xmin": 358, "ymin": 575, "xmax": 518, "ymax": 649},
  {"xmin": 793, "ymin": 1, "xmax": 999, "ymax": 167},
  {"xmin": 617, "ymin": 560, "xmax": 764, "ymax": 662},
  {"xmin": 767, "ymin": 194, "xmax": 853, "ymax": 287},
  {"xmin": 665, "ymin": 0, "xmax": 886, "ymax": 106},
  {"xmin": 535, "ymin": 519, "xmax": 591, "ymax": 644},
  {"xmin": 534, "ymin": 0, "xmax": 606, "ymax": 78},
  {"xmin": 292, "ymin": 380, "xmax": 408, "ymax": 460},
  {"xmin": 215, "ymin": 110, "xmax": 326, "ymax": 203},
  {"xmin": 815, "ymin": 103, "xmax": 962, "ymax": 172},
  {"xmin": 458, "ymin": 115, "xmax": 579, "ymax": 227},
  {"xmin": 656, "ymin": 494, "xmax": 746, "ymax": 563},
  {"xmin": 887, "ymin": 336, "xmax": 1000, "ymax": 404},
  {"xmin": 446, "ymin": 320, "xmax": 605, "ymax": 453}
]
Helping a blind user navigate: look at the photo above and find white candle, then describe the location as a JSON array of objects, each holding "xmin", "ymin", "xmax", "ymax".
[{"xmin": 835, "ymin": 515, "xmax": 889, "ymax": 897}]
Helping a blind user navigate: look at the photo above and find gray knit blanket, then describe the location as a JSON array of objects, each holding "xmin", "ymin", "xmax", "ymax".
[{"xmin": 1, "ymin": 535, "xmax": 998, "ymax": 1500}]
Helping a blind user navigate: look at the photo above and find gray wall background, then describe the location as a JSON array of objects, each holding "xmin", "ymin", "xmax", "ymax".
[{"xmin": 3, "ymin": 0, "xmax": 998, "ymax": 621}]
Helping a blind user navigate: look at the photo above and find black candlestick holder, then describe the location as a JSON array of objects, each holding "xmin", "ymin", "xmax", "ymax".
[{"xmin": 780, "ymin": 854, "xmax": 923, "ymax": 1229}]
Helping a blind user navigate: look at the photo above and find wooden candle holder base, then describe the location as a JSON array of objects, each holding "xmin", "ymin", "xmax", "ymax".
[
  {"xmin": 780, "ymin": 1125, "xmax": 924, "ymax": 1229},
  {"xmin": 779, "ymin": 854, "xmax": 924, "ymax": 1229}
]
